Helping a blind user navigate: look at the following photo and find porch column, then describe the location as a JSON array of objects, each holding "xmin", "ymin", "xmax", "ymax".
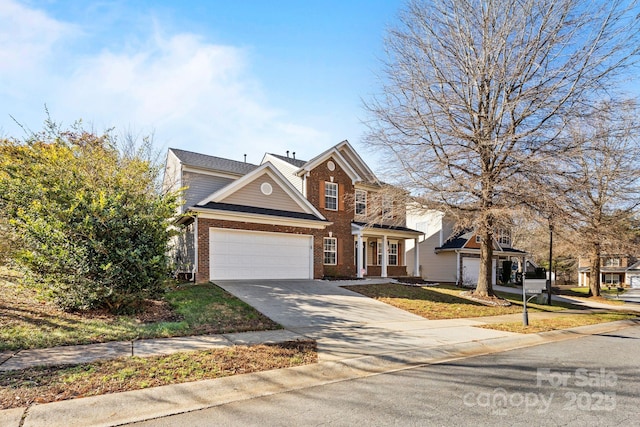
[
  {"xmin": 456, "ymin": 250, "xmax": 461, "ymax": 284},
  {"xmin": 578, "ymin": 271, "xmax": 582, "ymax": 287},
  {"xmin": 356, "ymin": 233, "xmax": 363, "ymax": 279},
  {"xmin": 599, "ymin": 271, "xmax": 603, "ymax": 289},
  {"xmin": 413, "ymin": 237, "xmax": 420, "ymax": 277},
  {"xmin": 381, "ymin": 235, "xmax": 388, "ymax": 278}
]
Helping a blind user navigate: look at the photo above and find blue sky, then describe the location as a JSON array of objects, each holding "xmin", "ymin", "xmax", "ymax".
[{"xmin": 0, "ymin": 0, "xmax": 404, "ymax": 166}]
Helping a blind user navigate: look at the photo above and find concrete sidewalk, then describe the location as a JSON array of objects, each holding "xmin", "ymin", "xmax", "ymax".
[
  {"xmin": 0, "ymin": 329, "xmax": 306, "ymax": 372},
  {"xmin": 493, "ymin": 284, "xmax": 640, "ymax": 312},
  {"xmin": 2, "ymin": 319, "xmax": 637, "ymax": 427}
]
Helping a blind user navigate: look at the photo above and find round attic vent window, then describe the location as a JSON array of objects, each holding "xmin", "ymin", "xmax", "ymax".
[
  {"xmin": 260, "ymin": 182, "xmax": 273, "ymax": 195},
  {"xmin": 327, "ymin": 160, "xmax": 336, "ymax": 171}
]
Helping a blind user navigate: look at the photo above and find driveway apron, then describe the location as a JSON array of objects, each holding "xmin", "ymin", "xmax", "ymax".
[{"xmin": 214, "ymin": 280, "xmax": 514, "ymax": 361}]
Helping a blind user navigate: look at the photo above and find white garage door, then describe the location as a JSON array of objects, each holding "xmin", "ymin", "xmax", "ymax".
[
  {"xmin": 209, "ymin": 228, "xmax": 313, "ymax": 280},
  {"xmin": 462, "ymin": 257, "xmax": 497, "ymax": 286},
  {"xmin": 630, "ymin": 276, "xmax": 640, "ymax": 289}
]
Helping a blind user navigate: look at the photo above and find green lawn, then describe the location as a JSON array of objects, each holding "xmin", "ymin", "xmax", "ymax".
[
  {"xmin": 0, "ymin": 279, "xmax": 280, "ymax": 351},
  {"xmin": 569, "ymin": 286, "xmax": 624, "ymax": 295},
  {"xmin": 343, "ymin": 283, "xmax": 580, "ymax": 320}
]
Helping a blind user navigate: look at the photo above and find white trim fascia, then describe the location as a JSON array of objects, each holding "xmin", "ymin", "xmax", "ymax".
[
  {"xmin": 354, "ymin": 182, "xmax": 382, "ymax": 191},
  {"xmin": 196, "ymin": 162, "xmax": 326, "ymax": 220},
  {"xmin": 295, "ymin": 147, "xmax": 362, "ymax": 184},
  {"xmin": 353, "ymin": 225, "xmax": 422, "ymax": 239},
  {"xmin": 351, "ymin": 222, "xmax": 364, "ymax": 235},
  {"xmin": 261, "ymin": 153, "xmax": 297, "ymax": 168},
  {"xmin": 360, "ymin": 230, "xmax": 423, "ymax": 239},
  {"xmin": 190, "ymin": 207, "xmax": 331, "ymax": 229},
  {"xmin": 335, "ymin": 140, "xmax": 380, "ymax": 185},
  {"xmin": 435, "ymin": 247, "xmax": 529, "ymax": 257},
  {"xmin": 183, "ymin": 165, "xmax": 244, "ymax": 180}
]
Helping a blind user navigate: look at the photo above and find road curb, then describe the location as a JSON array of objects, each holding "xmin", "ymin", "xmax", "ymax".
[{"xmin": 2, "ymin": 319, "xmax": 637, "ymax": 427}]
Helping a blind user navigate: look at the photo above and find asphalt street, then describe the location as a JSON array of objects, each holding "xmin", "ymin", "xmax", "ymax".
[{"xmin": 129, "ymin": 324, "xmax": 640, "ymax": 427}]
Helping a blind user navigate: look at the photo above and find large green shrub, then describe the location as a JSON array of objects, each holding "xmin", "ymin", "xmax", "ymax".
[{"xmin": 0, "ymin": 124, "xmax": 180, "ymax": 312}]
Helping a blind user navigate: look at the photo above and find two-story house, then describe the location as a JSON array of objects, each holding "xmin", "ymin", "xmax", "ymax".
[
  {"xmin": 164, "ymin": 140, "xmax": 422, "ymax": 282},
  {"xmin": 577, "ymin": 256, "xmax": 640, "ymax": 289},
  {"xmin": 405, "ymin": 209, "xmax": 527, "ymax": 285}
]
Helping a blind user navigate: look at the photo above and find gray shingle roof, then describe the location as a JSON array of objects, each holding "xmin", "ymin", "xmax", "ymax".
[
  {"xmin": 194, "ymin": 202, "xmax": 328, "ymax": 222},
  {"xmin": 268, "ymin": 153, "xmax": 307, "ymax": 167},
  {"xmin": 170, "ymin": 148, "xmax": 258, "ymax": 175},
  {"xmin": 437, "ymin": 236, "xmax": 469, "ymax": 250}
]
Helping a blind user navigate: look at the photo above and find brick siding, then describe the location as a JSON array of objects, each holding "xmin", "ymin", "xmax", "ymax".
[{"xmin": 306, "ymin": 156, "xmax": 356, "ymax": 277}]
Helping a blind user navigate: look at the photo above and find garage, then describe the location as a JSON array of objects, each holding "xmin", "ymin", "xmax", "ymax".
[
  {"xmin": 630, "ymin": 276, "xmax": 640, "ymax": 289},
  {"xmin": 462, "ymin": 257, "xmax": 497, "ymax": 286},
  {"xmin": 209, "ymin": 228, "xmax": 313, "ymax": 280}
]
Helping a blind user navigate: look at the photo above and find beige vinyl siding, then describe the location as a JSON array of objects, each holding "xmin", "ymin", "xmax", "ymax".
[
  {"xmin": 263, "ymin": 154, "xmax": 304, "ymax": 193},
  {"xmin": 221, "ymin": 174, "xmax": 305, "ymax": 212},
  {"xmin": 406, "ymin": 232, "xmax": 458, "ymax": 282},
  {"xmin": 163, "ymin": 150, "xmax": 182, "ymax": 195}
]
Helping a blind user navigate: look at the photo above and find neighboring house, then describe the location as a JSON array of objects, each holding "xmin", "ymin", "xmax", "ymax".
[
  {"xmin": 163, "ymin": 141, "xmax": 422, "ymax": 282},
  {"xmin": 405, "ymin": 210, "xmax": 527, "ymax": 285},
  {"xmin": 577, "ymin": 256, "xmax": 640, "ymax": 289}
]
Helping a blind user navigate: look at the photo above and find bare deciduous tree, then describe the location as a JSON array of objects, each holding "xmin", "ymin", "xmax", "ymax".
[
  {"xmin": 364, "ymin": 0, "xmax": 640, "ymax": 297},
  {"xmin": 557, "ymin": 101, "xmax": 640, "ymax": 296}
]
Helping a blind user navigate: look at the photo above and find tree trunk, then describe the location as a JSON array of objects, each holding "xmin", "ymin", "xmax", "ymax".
[
  {"xmin": 475, "ymin": 223, "xmax": 495, "ymax": 297},
  {"xmin": 589, "ymin": 245, "xmax": 601, "ymax": 297}
]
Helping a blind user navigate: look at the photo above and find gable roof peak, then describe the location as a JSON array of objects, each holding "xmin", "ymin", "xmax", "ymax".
[
  {"xmin": 197, "ymin": 161, "xmax": 325, "ymax": 220},
  {"xmin": 294, "ymin": 139, "xmax": 381, "ymax": 185},
  {"xmin": 265, "ymin": 152, "xmax": 307, "ymax": 167}
]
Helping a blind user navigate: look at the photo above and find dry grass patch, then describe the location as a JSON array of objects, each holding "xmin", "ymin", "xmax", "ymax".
[
  {"xmin": 0, "ymin": 340, "xmax": 316, "ymax": 409},
  {"xmin": 343, "ymin": 283, "xmax": 581, "ymax": 320},
  {"xmin": 0, "ymin": 276, "xmax": 279, "ymax": 351},
  {"xmin": 478, "ymin": 313, "xmax": 638, "ymax": 334}
]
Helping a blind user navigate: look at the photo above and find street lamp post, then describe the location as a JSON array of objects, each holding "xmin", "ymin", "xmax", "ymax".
[{"xmin": 547, "ymin": 220, "xmax": 553, "ymax": 306}]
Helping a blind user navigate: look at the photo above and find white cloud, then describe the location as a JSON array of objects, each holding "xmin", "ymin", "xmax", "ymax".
[
  {"xmin": 0, "ymin": 1, "xmax": 328, "ymax": 160},
  {"xmin": 0, "ymin": 0, "xmax": 77, "ymax": 73}
]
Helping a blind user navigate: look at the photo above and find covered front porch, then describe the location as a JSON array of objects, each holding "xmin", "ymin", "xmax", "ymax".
[
  {"xmin": 351, "ymin": 222, "xmax": 423, "ymax": 279},
  {"xmin": 578, "ymin": 267, "xmax": 628, "ymax": 287}
]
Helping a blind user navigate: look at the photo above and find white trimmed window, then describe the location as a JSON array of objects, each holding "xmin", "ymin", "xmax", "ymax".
[
  {"xmin": 604, "ymin": 274, "xmax": 621, "ymax": 285},
  {"xmin": 355, "ymin": 189, "xmax": 367, "ymax": 215},
  {"xmin": 497, "ymin": 228, "xmax": 511, "ymax": 246},
  {"xmin": 388, "ymin": 241, "xmax": 398, "ymax": 266},
  {"xmin": 325, "ymin": 182, "xmax": 338, "ymax": 210},
  {"xmin": 604, "ymin": 258, "xmax": 621, "ymax": 267},
  {"xmin": 382, "ymin": 197, "xmax": 393, "ymax": 219},
  {"xmin": 324, "ymin": 237, "xmax": 337, "ymax": 265}
]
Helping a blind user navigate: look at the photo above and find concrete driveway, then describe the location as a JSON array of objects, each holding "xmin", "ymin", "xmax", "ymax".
[
  {"xmin": 214, "ymin": 279, "xmax": 422, "ymax": 329},
  {"xmin": 618, "ymin": 288, "xmax": 640, "ymax": 304},
  {"xmin": 214, "ymin": 279, "xmax": 515, "ymax": 361}
]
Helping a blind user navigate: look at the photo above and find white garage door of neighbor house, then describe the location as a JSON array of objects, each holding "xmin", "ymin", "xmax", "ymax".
[
  {"xmin": 462, "ymin": 258, "xmax": 497, "ymax": 286},
  {"xmin": 631, "ymin": 276, "xmax": 640, "ymax": 289},
  {"xmin": 209, "ymin": 228, "xmax": 313, "ymax": 280}
]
